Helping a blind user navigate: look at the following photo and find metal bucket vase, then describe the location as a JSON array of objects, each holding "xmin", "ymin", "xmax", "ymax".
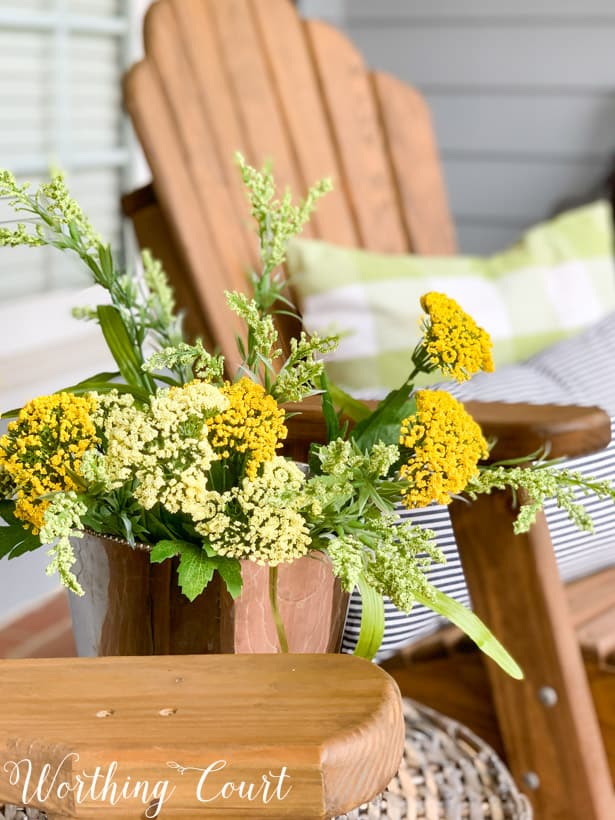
[{"xmin": 68, "ymin": 531, "xmax": 349, "ymax": 657}]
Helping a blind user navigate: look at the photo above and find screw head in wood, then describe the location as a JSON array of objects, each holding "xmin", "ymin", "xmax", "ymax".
[
  {"xmin": 538, "ymin": 686, "xmax": 558, "ymax": 707},
  {"xmin": 522, "ymin": 771, "xmax": 540, "ymax": 790}
]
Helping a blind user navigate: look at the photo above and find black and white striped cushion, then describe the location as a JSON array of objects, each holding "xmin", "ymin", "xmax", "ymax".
[{"xmin": 342, "ymin": 311, "xmax": 615, "ymax": 661}]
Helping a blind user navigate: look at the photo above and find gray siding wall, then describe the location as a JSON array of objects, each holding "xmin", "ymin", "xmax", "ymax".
[{"xmin": 300, "ymin": 0, "xmax": 615, "ymax": 254}]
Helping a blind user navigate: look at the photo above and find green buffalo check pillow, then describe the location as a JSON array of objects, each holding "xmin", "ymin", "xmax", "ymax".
[{"xmin": 287, "ymin": 201, "xmax": 615, "ymax": 397}]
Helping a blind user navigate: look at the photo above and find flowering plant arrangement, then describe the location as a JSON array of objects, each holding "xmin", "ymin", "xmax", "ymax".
[{"xmin": 1, "ymin": 158, "xmax": 614, "ymax": 674}]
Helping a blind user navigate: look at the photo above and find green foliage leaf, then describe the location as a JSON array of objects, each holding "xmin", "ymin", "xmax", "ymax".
[
  {"xmin": 66, "ymin": 371, "xmax": 120, "ymax": 387},
  {"xmin": 0, "ymin": 504, "xmax": 40, "ymax": 560},
  {"xmin": 97, "ymin": 305, "xmax": 154, "ymax": 394},
  {"xmin": 351, "ymin": 388, "xmax": 416, "ymax": 452},
  {"xmin": 1, "ymin": 373, "xmax": 150, "ymax": 419},
  {"xmin": 81, "ymin": 484, "xmax": 149, "ymax": 543},
  {"xmin": 149, "ymin": 539, "xmax": 241, "ymax": 602},
  {"xmin": 320, "ymin": 373, "xmax": 341, "ymax": 443},
  {"xmin": 215, "ymin": 557, "xmax": 243, "ymax": 599},
  {"xmin": 2, "ymin": 533, "xmax": 41, "ymax": 560},
  {"xmin": 0, "ymin": 407, "xmax": 20, "ymax": 419},
  {"xmin": 414, "ymin": 588, "xmax": 523, "ymax": 680},
  {"xmin": 98, "ymin": 242, "xmax": 114, "ymax": 283},
  {"xmin": 328, "ymin": 382, "xmax": 371, "ymax": 423},
  {"xmin": 150, "ymin": 539, "xmax": 183, "ymax": 563},
  {"xmin": 353, "ymin": 574, "xmax": 386, "ymax": 661},
  {"xmin": 176, "ymin": 545, "xmax": 216, "ymax": 602},
  {"xmin": 0, "ymin": 500, "xmax": 20, "ymax": 525}
]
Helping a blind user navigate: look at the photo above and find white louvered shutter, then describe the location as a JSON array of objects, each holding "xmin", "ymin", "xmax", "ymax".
[
  {"xmin": 0, "ymin": 0, "xmax": 131, "ymax": 299},
  {"xmin": 0, "ymin": 0, "xmax": 132, "ymax": 410}
]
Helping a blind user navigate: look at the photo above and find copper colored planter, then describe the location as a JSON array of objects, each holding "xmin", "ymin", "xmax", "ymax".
[{"xmin": 68, "ymin": 531, "xmax": 349, "ymax": 657}]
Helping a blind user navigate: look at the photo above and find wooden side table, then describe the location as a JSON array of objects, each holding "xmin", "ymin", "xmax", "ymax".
[{"xmin": 0, "ymin": 654, "xmax": 404, "ymax": 818}]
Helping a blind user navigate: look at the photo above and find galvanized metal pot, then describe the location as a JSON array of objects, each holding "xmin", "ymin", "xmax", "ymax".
[{"xmin": 68, "ymin": 531, "xmax": 349, "ymax": 657}]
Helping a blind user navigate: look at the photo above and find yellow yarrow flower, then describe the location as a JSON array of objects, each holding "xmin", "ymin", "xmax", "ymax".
[
  {"xmin": 419, "ymin": 292, "xmax": 494, "ymax": 382},
  {"xmin": 0, "ymin": 393, "xmax": 98, "ymax": 532},
  {"xmin": 208, "ymin": 377, "xmax": 287, "ymax": 479},
  {"xmin": 399, "ymin": 390, "xmax": 489, "ymax": 508}
]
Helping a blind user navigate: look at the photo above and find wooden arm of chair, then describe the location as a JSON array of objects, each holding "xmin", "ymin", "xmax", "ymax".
[
  {"xmin": 0, "ymin": 654, "xmax": 404, "ymax": 819},
  {"xmin": 121, "ymin": 183, "xmax": 157, "ymax": 217},
  {"xmin": 283, "ymin": 397, "xmax": 612, "ymax": 463}
]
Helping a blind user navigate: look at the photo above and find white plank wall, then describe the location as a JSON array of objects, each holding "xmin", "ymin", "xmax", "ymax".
[{"xmin": 300, "ymin": 0, "xmax": 615, "ymax": 253}]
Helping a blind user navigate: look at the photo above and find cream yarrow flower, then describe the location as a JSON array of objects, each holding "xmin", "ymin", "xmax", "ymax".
[
  {"xmin": 399, "ymin": 390, "xmax": 489, "ymax": 508},
  {"xmin": 196, "ymin": 458, "xmax": 310, "ymax": 565},
  {"xmin": 95, "ymin": 382, "xmax": 227, "ymax": 513},
  {"xmin": 416, "ymin": 292, "xmax": 494, "ymax": 382}
]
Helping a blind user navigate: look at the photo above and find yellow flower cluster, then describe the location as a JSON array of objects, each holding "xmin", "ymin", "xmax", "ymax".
[
  {"xmin": 196, "ymin": 458, "xmax": 311, "ymax": 565},
  {"xmin": 0, "ymin": 393, "xmax": 98, "ymax": 532},
  {"xmin": 399, "ymin": 390, "xmax": 489, "ymax": 508},
  {"xmin": 99, "ymin": 382, "xmax": 227, "ymax": 513},
  {"xmin": 420, "ymin": 292, "xmax": 494, "ymax": 382},
  {"xmin": 208, "ymin": 377, "xmax": 287, "ymax": 479}
]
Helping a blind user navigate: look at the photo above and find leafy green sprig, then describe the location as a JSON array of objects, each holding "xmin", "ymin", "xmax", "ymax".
[
  {"xmin": 467, "ymin": 463, "xmax": 615, "ymax": 535},
  {"xmin": 0, "ymin": 171, "xmax": 186, "ymax": 394},
  {"xmin": 235, "ymin": 151, "xmax": 332, "ymax": 277}
]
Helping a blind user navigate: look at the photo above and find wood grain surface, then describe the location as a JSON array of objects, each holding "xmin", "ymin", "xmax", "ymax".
[
  {"xmin": 123, "ymin": 0, "xmax": 455, "ymax": 355},
  {"xmin": 450, "ymin": 490, "xmax": 615, "ymax": 819},
  {"xmin": 371, "ymin": 71, "xmax": 457, "ymax": 255},
  {"xmin": 386, "ymin": 567, "xmax": 615, "ymax": 780},
  {"xmin": 0, "ymin": 655, "xmax": 404, "ymax": 819}
]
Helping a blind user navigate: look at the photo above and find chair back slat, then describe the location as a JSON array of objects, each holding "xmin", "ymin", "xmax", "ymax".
[
  {"xmin": 168, "ymin": 0, "xmax": 260, "ymax": 268},
  {"xmin": 205, "ymin": 0, "xmax": 309, "ymax": 230},
  {"xmin": 124, "ymin": 0, "xmax": 457, "ymax": 353},
  {"xmin": 372, "ymin": 72, "xmax": 457, "ymax": 255},
  {"xmin": 124, "ymin": 61, "xmax": 244, "ymax": 369},
  {"xmin": 144, "ymin": 1, "xmax": 255, "ymax": 288},
  {"xmin": 304, "ymin": 20, "xmax": 409, "ymax": 253},
  {"xmin": 250, "ymin": 0, "xmax": 358, "ymax": 247}
]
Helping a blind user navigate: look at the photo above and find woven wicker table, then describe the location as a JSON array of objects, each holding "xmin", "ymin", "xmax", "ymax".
[
  {"xmin": 342, "ymin": 699, "xmax": 532, "ymax": 820},
  {"xmin": 1, "ymin": 699, "xmax": 530, "ymax": 820}
]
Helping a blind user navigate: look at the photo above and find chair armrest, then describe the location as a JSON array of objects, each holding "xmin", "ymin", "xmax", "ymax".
[
  {"xmin": 283, "ymin": 398, "xmax": 611, "ymax": 463},
  {"xmin": 0, "ymin": 655, "xmax": 404, "ymax": 818},
  {"xmin": 466, "ymin": 401, "xmax": 611, "ymax": 462},
  {"xmin": 121, "ymin": 182, "xmax": 157, "ymax": 217}
]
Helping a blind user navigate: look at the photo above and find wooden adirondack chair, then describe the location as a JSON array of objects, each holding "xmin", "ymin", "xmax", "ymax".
[{"xmin": 121, "ymin": 1, "xmax": 615, "ymax": 817}]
